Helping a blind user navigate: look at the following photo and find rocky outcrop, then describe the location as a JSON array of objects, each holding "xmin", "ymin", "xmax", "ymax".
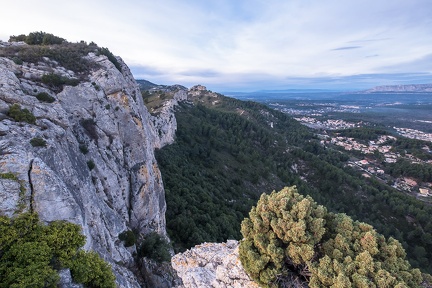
[
  {"xmin": 151, "ymin": 88, "xmax": 187, "ymax": 148},
  {"xmin": 0, "ymin": 46, "xmax": 171, "ymax": 287},
  {"xmin": 172, "ymin": 240, "xmax": 259, "ymax": 288}
]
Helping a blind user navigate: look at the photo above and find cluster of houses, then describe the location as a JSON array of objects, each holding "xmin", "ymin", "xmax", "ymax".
[
  {"xmin": 290, "ymin": 115, "xmax": 432, "ymax": 198},
  {"xmin": 294, "ymin": 117, "xmax": 360, "ymax": 130},
  {"xmin": 395, "ymin": 127, "xmax": 432, "ymax": 142},
  {"xmin": 327, "ymin": 135, "xmax": 400, "ymax": 163},
  {"xmin": 393, "ymin": 178, "xmax": 432, "ymax": 197},
  {"xmin": 320, "ymin": 134, "xmax": 432, "ymax": 198}
]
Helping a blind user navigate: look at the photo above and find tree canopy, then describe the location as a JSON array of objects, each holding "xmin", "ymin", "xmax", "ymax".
[{"xmin": 239, "ymin": 186, "xmax": 427, "ymax": 287}]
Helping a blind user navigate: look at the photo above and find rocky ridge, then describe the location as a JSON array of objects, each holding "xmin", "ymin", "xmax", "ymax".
[
  {"xmin": 0, "ymin": 43, "xmax": 177, "ymax": 287},
  {"xmin": 151, "ymin": 88, "xmax": 187, "ymax": 148}
]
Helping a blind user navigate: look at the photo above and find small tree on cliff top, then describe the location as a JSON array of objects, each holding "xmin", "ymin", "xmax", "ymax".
[{"xmin": 239, "ymin": 186, "xmax": 425, "ymax": 287}]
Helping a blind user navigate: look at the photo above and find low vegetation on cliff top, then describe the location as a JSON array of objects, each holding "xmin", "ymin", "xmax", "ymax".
[{"xmin": 1, "ymin": 32, "xmax": 121, "ymax": 74}]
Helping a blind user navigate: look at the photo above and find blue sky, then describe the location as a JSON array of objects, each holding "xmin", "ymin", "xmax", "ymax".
[{"xmin": 2, "ymin": 0, "xmax": 432, "ymax": 92}]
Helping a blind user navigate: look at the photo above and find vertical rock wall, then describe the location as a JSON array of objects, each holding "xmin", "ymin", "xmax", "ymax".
[{"xmin": 0, "ymin": 50, "xmax": 170, "ymax": 287}]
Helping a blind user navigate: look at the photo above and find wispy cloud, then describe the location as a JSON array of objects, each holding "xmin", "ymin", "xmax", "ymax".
[
  {"xmin": 332, "ymin": 46, "xmax": 362, "ymax": 51},
  {"xmin": 347, "ymin": 38, "xmax": 392, "ymax": 43}
]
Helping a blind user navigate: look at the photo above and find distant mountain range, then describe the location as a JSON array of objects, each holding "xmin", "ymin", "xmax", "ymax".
[{"xmin": 363, "ymin": 83, "xmax": 432, "ymax": 93}]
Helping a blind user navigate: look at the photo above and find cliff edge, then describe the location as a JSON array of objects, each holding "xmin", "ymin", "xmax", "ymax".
[{"xmin": 0, "ymin": 41, "xmax": 174, "ymax": 287}]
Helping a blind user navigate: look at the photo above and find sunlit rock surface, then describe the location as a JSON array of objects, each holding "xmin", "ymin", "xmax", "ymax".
[{"xmin": 172, "ymin": 240, "xmax": 259, "ymax": 288}]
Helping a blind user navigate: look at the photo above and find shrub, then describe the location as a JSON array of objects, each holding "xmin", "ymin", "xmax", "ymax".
[
  {"xmin": 0, "ymin": 40, "xmax": 98, "ymax": 73},
  {"xmin": 0, "ymin": 213, "xmax": 114, "ymax": 288},
  {"xmin": 7, "ymin": 104, "xmax": 36, "ymax": 124},
  {"xmin": 239, "ymin": 186, "xmax": 425, "ymax": 287},
  {"xmin": 69, "ymin": 250, "xmax": 115, "ymax": 288},
  {"xmin": 119, "ymin": 230, "xmax": 136, "ymax": 247},
  {"xmin": 20, "ymin": 31, "xmax": 65, "ymax": 45},
  {"xmin": 87, "ymin": 160, "xmax": 95, "ymax": 171},
  {"xmin": 8, "ymin": 34, "xmax": 27, "ymax": 42},
  {"xmin": 41, "ymin": 73, "xmax": 79, "ymax": 90},
  {"xmin": 30, "ymin": 137, "xmax": 47, "ymax": 147},
  {"xmin": 12, "ymin": 57, "xmax": 23, "ymax": 65},
  {"xmin": 97, "ymin": 47, "xmax": 122, "ymax": 72},
  {"xmin": 138, "ymin": 232, "xmax": 171, "ymax": 263},
  {"xmin": 0, "ymin": 172, "xmax": 18, "ymax": 180},
  {"xmin": 79, "ymin": 144, "xmax": 89, "ymax": 154},
  {"xmin": 35, "ymin": 92, "xmax": 55, "ymax": 103}
]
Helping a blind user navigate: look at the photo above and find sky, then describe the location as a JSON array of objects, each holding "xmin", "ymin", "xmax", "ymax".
[{"xmin": 1, "ymin": 0, "xmax": 432, "ymax": 92}]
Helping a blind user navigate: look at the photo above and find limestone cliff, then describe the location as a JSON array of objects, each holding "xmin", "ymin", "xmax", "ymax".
[
  {"xmin": 151, "ymin": 88, "xmax": 187, "ymax": 148},
  {"xmin": 0, "ymin": 42, "xmax": 175, "ymax": 287}
]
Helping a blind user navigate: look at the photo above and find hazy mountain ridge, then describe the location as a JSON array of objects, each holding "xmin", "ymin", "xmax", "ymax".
[{"xmin": 363, "ymin": 83, "xmax": 432, "ymax": 93}]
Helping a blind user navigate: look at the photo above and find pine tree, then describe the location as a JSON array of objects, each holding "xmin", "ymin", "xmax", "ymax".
[{"xmin": 239, "ymin": 186, "xmax": 427, "ymax": 287}]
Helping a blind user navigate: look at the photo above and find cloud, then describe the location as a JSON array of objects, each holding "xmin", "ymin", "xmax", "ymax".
[
  {"xmin": 347, "ymin": 38, "xmax": 392, "ymax": 43},
  {"xmin": 331, "ymin": 46, "xmax": 362, "ymax": 51},
  {"xmin": 178, "ymin": 69, "xmax": 222, "ymax": 78},
  {"xmin": 377, "ymin": 53, "xmax": 432, "ymax": 73},
  {"xmin": 129, "ymin": 66, "xmax": 166, "ymax": 77}
]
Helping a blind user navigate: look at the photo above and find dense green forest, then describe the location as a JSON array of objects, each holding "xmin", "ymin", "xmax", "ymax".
[{"xmin": 153, "ymin": 91, "xmax": 432, "ymax": 273}]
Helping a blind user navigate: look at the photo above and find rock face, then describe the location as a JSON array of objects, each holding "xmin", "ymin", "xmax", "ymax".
[
  {"xmin": 151, "ymin": 88, "xmax": 187, "ymax": 148},
  {"xmin": 0, "ymin": 45, "xmax": 176, "ymax": 287},
  {"xmin": 172, "ymin": 240, "xmax": 259, "ymax": 288}
]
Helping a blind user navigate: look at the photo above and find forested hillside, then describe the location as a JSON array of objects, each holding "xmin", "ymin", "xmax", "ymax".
[{"xmin": 151, "ymin": 90, "xmax": 432, "ymax": 273}]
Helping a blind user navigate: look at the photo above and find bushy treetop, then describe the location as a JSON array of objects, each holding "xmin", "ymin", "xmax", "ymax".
[
  {"xmin": 9, "ymin": 31, "xmax": 65, "ymax": 45},
  {"xmin": 239, "ymin": 186, "xmax": 427, "ymax": 287}
]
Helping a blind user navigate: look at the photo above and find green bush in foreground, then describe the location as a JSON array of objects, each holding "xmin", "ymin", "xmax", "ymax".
[
  {"xmin": 0, "ymin": 213, "xmax": 115, "ymax": 288},
  {"xmin": 239, "ymin": 186, "xmax": 426, "ymax": 287},
  {"xmin": 70, "ymin": 251, "xmax": 115, "ymax": 288}
]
